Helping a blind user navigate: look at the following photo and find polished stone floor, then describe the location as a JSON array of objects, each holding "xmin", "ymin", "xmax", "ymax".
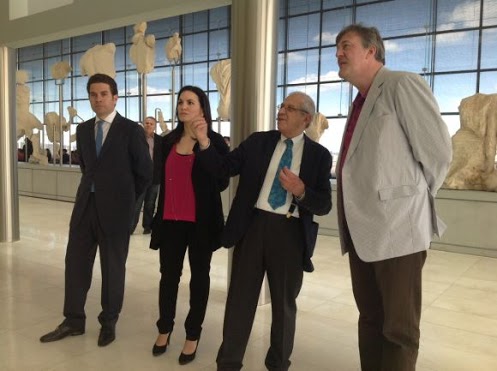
[{"xmin": 0, "ymin": 196, "xmax": 496, "ymax": 370}]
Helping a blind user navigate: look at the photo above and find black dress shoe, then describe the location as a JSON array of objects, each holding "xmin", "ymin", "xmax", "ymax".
[
  {"xmin": 152, "ymin": 331, "xmax": 172, "ymax": 356},
  {"xmin": 98, "ymin": 327, "xmax": 115, "ymax": 347},
  {"xmin": 178, "ymin": 337, "xmax": 200, "ymax": 365},
  {"xmin": 40, "ymin": 324, "xmax": 84, "ymax": 343}
]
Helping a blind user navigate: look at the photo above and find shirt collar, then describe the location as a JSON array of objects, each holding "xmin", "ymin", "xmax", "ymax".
[{"xmin": 280, "ymin": 132, "xmax": 304, "ymax": 145}]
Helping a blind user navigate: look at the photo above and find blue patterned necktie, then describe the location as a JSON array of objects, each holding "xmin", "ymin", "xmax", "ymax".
[
  {"xmin": 268, "ymin": 138, "xmax": 293, "ymax": 209},
  {"xmin": 95, "ymin": 120, "xmax": 104, "ymax": 156}
]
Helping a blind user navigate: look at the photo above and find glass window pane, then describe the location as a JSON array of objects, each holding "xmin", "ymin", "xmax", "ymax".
[
  {"xmin": 18, "ymin": 45, "xmax": 43, "ymax": 61},
  {"xmin": 147, "ymin": 68, "xmax": 171, "ymax": 95},
  {"xmin": 71, "ymin": 100, "xmax": 93, "ymax": 122},
  {"xmin": 288, "ymin": 0, "xmax": 321, "ymax": 15},
  {"xmin": 434, "ymin": 73, "xmax": 477, "ymax": 112},
  {"xmin": 182, "ymin": 34, "xmax": 208, "ymax": 63},
  {"xmin": 357, "ymin": 0, "xmax": 432, "ymax": 38},
  {"xmin": 114, "ymin": 45, "xmax": 126, "ymax": 71},
  {"xmin": 210, "ymin": 7, "xmax": 229, "ymax": 29},
  {"xmin": 288, "ymin": 14, "xmax": 320, "ymax": 49},
  {"xmin": 73, "ymin": 76, "xmax": 88, "ymax": 100},
  {"xmin": 18, "ymin": 60, "xmax": 43, "ymax": 81},
  {"xmin": 183, "ymin": 11, "xmax": 208, "ymax": 34},
  {"xmin": 182, "ymin": 63, "xmax": 209, "ymax": 91},
  {"xmin": 103, "ymin": 27, "xmax": 126, "ymax": 45},
  {"xmin": 322, "ymin": 9, "xmax": 353, "ymax": 46},
  {"xmin": 481, "ymin": 28, "xmax": 497, "ymax": 69},
  {"xmin": 29, "ymin": 82, "xmax": 44, "ymax": 103},
  {"xmin": 483, "ymin": 1, "xmax": 497, "ymax": 26},
  {"xmin": 319, "ymin": 47, "xmax": 340, "ymax": 83},
  {"xmin": 286, "ymin": 49, "xmax": 319, "ymax": 85},
  {"xmin": 442, "ymin": 114, "xmax": 460, "ymax": 137},
  {"xmin": 323, "ymin": 0, "xmax": 353, "ymax": 10},
  {"xmin": 479, "ymin": 71, "xmax": 497, "ymax": 93},
  {"xmin": 385, "ymin": 36, "xmax": 431, "ymax": 74},
  {"xmin": 318, "ymin": 81, "xmax": 350, "ymax": 117},
  {"xmin": 72, "ymin": 33, "xmax": 102, "ymax": 53},
  {"xmin": 437, "ymin": 0, "xmax": 481, "ymax": 31},
  {"xmin": 435, "ymin": 31, "xmax": 479, "ymax": 72},
  {"xmin": 45, "ymin": 41, "xmax": 62, "ymax": 57},
  {"xmin": 126, "ymin": 97, "xmax": 140, "ymax": 122},
  {"xmin": 123, "ymin": 71, "xmax": 138, "ymax": 96},
  {"xmin": 72, "ymin": 52, "xmax": 84, "ymax": 76},
  {"xmin": 44, "ymin": 80, "xmax": 58, "ymax": 101},
  {"xmin": 210, "ymin": 29, "xmax": 229, "ymax": 60},
  {"xmin": 318, "ymin": 116, "xmax": 346, "ymax": 158}
]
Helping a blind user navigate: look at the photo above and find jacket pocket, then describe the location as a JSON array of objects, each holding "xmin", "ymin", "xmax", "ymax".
[{"xmin": 378, "ymin": 184, "xmax": 420, "ymax": 201}]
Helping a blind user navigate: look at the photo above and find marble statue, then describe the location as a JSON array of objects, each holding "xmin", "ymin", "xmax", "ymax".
[
  {"xmin": 158, "ymin": 110, "xmax": 170, "ymax": 136},
  {"xmin": 306, "ymin": 112, "xmax": 329, "ymax": 142},
  {"xmin": 80, "ymin": 43, "xmax": 116, "ymax": 78},
  {"xmin": 210, "ymin": 59, "xmax": 231, "ymax": 120},
  {"xmin": 165, "ymin": 32, "xmax": 182, "ymax": 64},
  {"xmin": 443, "ymin": 93, "xmax": 497, "ymax": 192},
  {"xmin": 16, "ymin": 70, "xmax": 48, "ymax": 165},
  {"xmin": 44, "ymin": 111, "xmax": 71, "ymax": 160},
  {"xmin": 50, "ymin": 60, "xmax": 72, "ymax": 80},
  {"xmin": 129, "ymin": 21, "xmax": 156, "ymax": 74}
]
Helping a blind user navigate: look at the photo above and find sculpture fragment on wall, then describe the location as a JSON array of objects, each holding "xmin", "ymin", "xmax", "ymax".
[
  {"xmin": 306, "ymin": 112, "xmax": 329, "ymax": 143},
  {"xmin": 210, "ymin": 59, "xmax": 231, "ymax": 120},
  {"xmin": 165, "ymin": 32, "xmax": 182, "ymax": 64},
  {"xmin": 80, "ymin": 43, "xmax": 116, "ymax": 78},
  {"xmin": 16, "ymin": 70, "xmax": 48, "ymax": 165},
  {"xmin": 443, "ymin": 93, "xmax": 497, "ymax": 192},
  {"xmin": 129, "ymin": 21, "xmax": 156, "ymax": 74}
]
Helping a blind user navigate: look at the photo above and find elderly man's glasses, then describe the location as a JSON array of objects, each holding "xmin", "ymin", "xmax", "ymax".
[{"xmin": 277, "ymin": 103, "xmax": 309, "ymax": 115}]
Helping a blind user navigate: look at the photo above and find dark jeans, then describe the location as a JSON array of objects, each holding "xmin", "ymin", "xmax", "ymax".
[
  {"xmin": 131, "ymin": 184, "xmax": 159, "ymax": 232},
  {"xmin": 156, "ymin": 220, "xmax": 212, "ymax": 340}
]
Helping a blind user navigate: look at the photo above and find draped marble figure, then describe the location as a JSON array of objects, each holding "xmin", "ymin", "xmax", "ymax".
[
  {"xmin": 129, "ymin": 22, "xmax": 156, "ymax": 74},
  {"xmin": 306, "ymin": 112, "xmax": 329, "ymax": 142},
  {"xmin": 443, "ymin": 93, "xmax": 497, "ymax": 192},
  {"xmin": 210, "ymin": 59, "xmax": 231, "ymax": 120},
  {"xmin": 80, "ymin": 43, "xmax": 116, "ymax": 78},
  {"xmin": 165, "ymin": 32, "xmax": 182, "ymax": 64},
  {"xmin": 16, "ymin": 70, "xmax": 48, "ymax": 165}
]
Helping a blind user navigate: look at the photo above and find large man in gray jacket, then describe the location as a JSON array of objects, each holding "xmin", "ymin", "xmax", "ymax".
[{"xmin": 335, "ymin": 24, "xmax": 452, "ymax": 371}]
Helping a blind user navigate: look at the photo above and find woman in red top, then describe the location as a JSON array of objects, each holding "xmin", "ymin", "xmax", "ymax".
[{"xmin": 149, "ymin": 85, "xmax": 229, "ymax": 365}]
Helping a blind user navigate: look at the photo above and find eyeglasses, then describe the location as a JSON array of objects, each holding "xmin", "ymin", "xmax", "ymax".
[{"xmin": 277, "ymin": 103, "xmax": 309, "ymax": 115}]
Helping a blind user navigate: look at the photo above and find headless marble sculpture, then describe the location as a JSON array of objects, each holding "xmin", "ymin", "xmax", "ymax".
[
  {"xmin": 44, "ymin": 111, "xmax": 71, "ymax": 160},
  {"xmin": 210, "ymin": 59, "xmax": 231, "ymax": 120},
  {"xmin": 165, "ymin": 32, "xmax": 182, "ymax": 64},
  {"xmin": 443, "ymin": 93, "xmax": 497, "ymax": 192},
  {"xmin": 80, "ymin": 43, "xmax": 116, "ymax": 78},
  {"xmin": 51, "ymin": 61, "xmax": 72, "ymax": 80},
  {"xmin": 306, "ymin": 112, "xmax": 329, "ymax": 142},
  {"xmin": 16, "ymin": 70, "xmax": 48, "ymax": 165},
  {"xmin": 129, "ymin": 22, "xmax": 156, "ymax": 74},
  {"xmin": 158, "ymin": 110, "xmax": 170, "ymax": 136}
]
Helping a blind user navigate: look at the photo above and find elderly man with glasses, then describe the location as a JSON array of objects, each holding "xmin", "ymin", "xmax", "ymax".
[{"xmin": 193, "ymin": 91, "xmax": 333, "ymax": 371}]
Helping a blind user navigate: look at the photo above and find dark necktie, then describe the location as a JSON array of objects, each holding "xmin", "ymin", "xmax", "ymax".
[
  {"xmin": 268, "ymin": 139, "xmax": 293, "ymax": 209},
  {"xmin": 96, "ymin": 120, "xmax": 104, "ymax": 156}
]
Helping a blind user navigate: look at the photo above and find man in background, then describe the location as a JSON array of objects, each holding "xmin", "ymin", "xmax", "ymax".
[{"xmin": 131, "ymin": 116, "xmax": 162, "ymax": 234}]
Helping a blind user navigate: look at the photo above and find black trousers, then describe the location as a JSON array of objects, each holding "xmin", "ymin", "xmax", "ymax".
[
  {"xmin": 131, "ymin": 183, "xmax": 159, "ymax": 232},
  {"xmin": 63, "ymin": 194, "xmax": 130, "ymax": 329},
  {"xmin": 217, "ymin": 210, "xmax": 304, "ymax": 371},
  {"xmin": 346, "ymin": 225, "xmax": 426, "ymax": 371},
  {"xmin": 156, "ymin": 220, "xmax": 212, "ymax": 340}
]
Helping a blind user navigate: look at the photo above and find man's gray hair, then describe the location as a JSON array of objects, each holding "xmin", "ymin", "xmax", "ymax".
[{"xmin": 287, "ymin": 91, "xmax": 316, "ymax": 115}]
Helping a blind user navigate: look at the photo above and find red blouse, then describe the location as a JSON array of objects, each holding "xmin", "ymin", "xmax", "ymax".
[{"xmin": 163, "ymin": 145, "xmax": 196, "ymax": 222}]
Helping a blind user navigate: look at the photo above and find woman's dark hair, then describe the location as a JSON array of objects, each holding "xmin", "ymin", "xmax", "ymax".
[
  {"xmin": 167, "ymin": 85, "xmax": 213, "ymax": 144},
  {"xmin": 86, "ymin": 73, "xmax": 118, "ymax": 96}
]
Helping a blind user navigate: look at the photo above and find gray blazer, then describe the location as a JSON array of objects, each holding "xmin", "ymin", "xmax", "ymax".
[{"xmin": 337, "ymin": 67, "xmax": 452, "ymax": 262}]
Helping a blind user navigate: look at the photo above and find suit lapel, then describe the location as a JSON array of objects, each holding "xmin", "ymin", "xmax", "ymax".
[
  {"xmin": 299, "ymin": 135, "xmax": 313, "ymax": 184},
  {"xmin": 345, "ymin": 67, "xmax": 388, "ymax": 163}
]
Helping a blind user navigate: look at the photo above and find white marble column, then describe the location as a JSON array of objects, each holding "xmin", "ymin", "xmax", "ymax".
[
  {"xmin": 0, "ymin": 45, "xmax": 20, "ymax": 242},
  {"xmin": 229, "ymin": 0, "xmax": 279, "ymax": 304}
]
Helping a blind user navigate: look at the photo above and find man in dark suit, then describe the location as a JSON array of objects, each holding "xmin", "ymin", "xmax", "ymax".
[
  {"xmin": 131, "ymin": 116, "xmax": 162, "ymax": 234},
  {"xmin": 40, "ymin": 73, "xmax": 153, "ymax": 347},
  {"xmin": 194, "ymin": 92, "xmax": 332, "ymax": 371}
]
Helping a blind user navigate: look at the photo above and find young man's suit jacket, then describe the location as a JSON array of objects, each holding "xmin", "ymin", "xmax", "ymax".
[{"xmin": 71, "ymin": 113, "xmax": 153, "ymax": 236}]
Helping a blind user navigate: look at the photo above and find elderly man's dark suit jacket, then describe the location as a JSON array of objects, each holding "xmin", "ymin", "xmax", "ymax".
[
  {"xmin": 197, "ymin": 130, "xmax": 332, "ymax": 272},
  {"xmin": 71, "ymin": 113, "xmax": 152, "ymax": 235}
]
